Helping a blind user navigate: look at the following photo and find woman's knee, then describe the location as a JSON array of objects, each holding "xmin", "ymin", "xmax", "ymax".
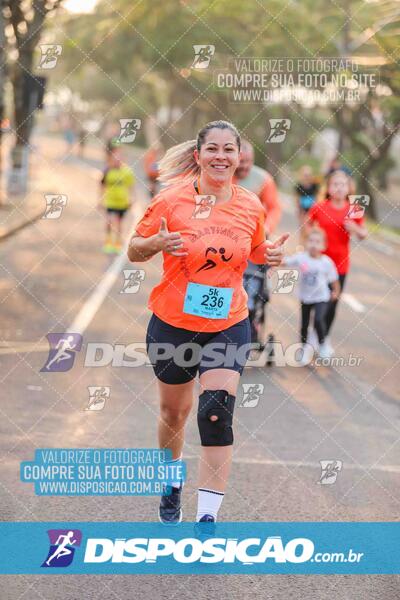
[{"xmin": 159, "ymin": 402, "xmax": 191, "ymax": 426}]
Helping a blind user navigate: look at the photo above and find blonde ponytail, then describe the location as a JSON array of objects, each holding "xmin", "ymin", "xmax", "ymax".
[{"xmin": 158, "ymin": 139, "xmax": 199, "ymax": 186}]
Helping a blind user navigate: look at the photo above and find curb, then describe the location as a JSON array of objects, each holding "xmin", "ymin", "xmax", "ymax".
[{"xmin": 0, "ymin": 207, "xmax": 44, "ymax": 242}]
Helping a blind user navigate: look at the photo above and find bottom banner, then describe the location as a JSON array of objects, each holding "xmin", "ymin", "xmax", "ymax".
[{"xmin": 1, "ymin": 522, "xmax": 398, "ymax": 574}]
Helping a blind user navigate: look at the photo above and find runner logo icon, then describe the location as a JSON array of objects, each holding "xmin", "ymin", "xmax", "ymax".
[
  {"xmin": 120, "ymin": 269, "xmax": 146, "ymax": 294},
  {"xmin": 192, "ymin": 195, "xmax": 216, "ymax": 219},
  {"xmin": 240, "ymin": 383, "xmax": 264, "ymax": 407},
  {"xmin": 41, "ymin": 529, "xmax": 82, "ymax": 567},
  {"xmin": 43, "ymin": 194, "xmax": 67, "ymax": 219},
  {"xmin": 85, "ymin": 386, "xmax": 110, "ymax": 411},
  {"xmin": 266, "ymin": 119, "xmax": 291, "ymax": 143},
  {"xmin": 192, "ymin": 45, "xmax": 215, "ymax": 69},
  {"xmin": 270, "ymin": 269, "xmax": 299, "ymax": 294},
  {"xmin": 40, "ymin": 333, "xmax": 83, "ymax": 372},
  {"xmin": 38, "ymin": 45, "xmax": 62, "ymax": 69},
  {"xmin": 196, "ymin": 247, "xmax": 233, "ymax": 272},
  {"xmin": 347, "ymin": 195, "xmax": 370, "ymax": 219},
  {"xmin": 118, "ymin": 119, "xmax": 141, "ymax": 143},
  {"xmin": 318, "ymin": 460, "xmax": 343, "ymax": 485}
]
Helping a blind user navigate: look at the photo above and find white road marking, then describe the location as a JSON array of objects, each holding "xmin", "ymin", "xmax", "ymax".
[
  {"xmin": 67, "ymin": 204, "xmax": 141, "ymax": 336},
  {"xmin": 67, "ymin": 251, "xmax": 129, "ymax": 335},
  {"xmin": 341, "ymin": 293, "xmax": 366, "ymax": 313}
]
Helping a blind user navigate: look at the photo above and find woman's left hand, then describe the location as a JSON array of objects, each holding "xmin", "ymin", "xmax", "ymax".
[{"xmin": 265, "ymin": 233, "xmax": 290, "ymax": 266}]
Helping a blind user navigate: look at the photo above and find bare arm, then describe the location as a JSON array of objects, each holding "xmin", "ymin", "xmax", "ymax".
[
  {"xmin": 127, "ymin": 232, "xmax": 162, "ymax": 262},
  {"xmin": 344, "ymin": 219, "xmax": 368, "ymax": 240},
  {"xmin": 128, "ymin": 183, "xmax": 135, "ymax": 208},
  {"xmin": 330, "ymin": 278, "xmax": 341, "ymax": 301},
  {"xmin": 127, "ymin": 217, "xmax": 188, "ymax": 263}
]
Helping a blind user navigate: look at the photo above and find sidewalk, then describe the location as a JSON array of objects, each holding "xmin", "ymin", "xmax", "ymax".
[
  {"xmin": 0, "ymin": 136, "xmax": 56, "ymax": 240},
  {"xmin": 0, "ymin": 133, "xmax": 147, "ymax": 242}
]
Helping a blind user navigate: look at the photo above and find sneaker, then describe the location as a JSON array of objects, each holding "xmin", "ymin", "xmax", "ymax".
[
  {"xmin": 323, "ymin": 336, "xmax": 334, "ymax": 355},
  {"xmin": 307, "ymin": 328, "xmax": 319, "ymax": 351},
  {"xmin": 300, "ymin": 343, "xmax": 313, "ymax": 366},
  {"xmin": 158, "ymin": 486, "xmax": 182, "ymax": 525},
  {"xmin": 319, "ymin": 341, "xmax": 334, "ymax": 359},
  {"xmin": 194, "ymin": 514, "xmax": 216, "ymax": 539},
  {"xmin": 199, "ymin": 514, "xmax": 215, "ymax": 523}
]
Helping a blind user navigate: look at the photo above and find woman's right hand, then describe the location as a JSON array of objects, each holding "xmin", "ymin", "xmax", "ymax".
[{"xmin": 155, "ymin": 217, "xmax": 188, "ymax": 256}]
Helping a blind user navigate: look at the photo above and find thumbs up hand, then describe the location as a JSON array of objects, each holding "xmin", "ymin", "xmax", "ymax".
[
  {"xmin": 264, "ymin": 232, "xmax": 289, "ymax": 266},
  {"xmin": 156, "ymin": 217, "xmax": 188, "ymax": 256}
]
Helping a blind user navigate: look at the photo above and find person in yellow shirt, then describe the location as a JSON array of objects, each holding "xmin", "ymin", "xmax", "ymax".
[{"xmin": 99, "ymin": 141, "xmax": 135, "ymax": 253}]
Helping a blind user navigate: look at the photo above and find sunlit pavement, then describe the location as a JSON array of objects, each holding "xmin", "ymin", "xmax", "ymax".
[{"xmin": 1, "ymin": 136, "xmax": 399, "ymax": 599}]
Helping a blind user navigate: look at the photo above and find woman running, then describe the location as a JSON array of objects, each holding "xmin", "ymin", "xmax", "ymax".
[
  {"xmin": 306, "ymin": 169, "xmax": 367, "ymax": 354},
  {"xmin": 128, "ymin": 120, "xmax": 288, "ymax": 524}
]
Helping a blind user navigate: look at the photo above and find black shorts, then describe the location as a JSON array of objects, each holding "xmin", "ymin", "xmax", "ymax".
[
  {"xmin": 146, "ymin": 313, "xmax": 251, "ymax": 384},
  {"xmin": 106, "ymin": 208, "xmax": 127, "ymax": 218}
]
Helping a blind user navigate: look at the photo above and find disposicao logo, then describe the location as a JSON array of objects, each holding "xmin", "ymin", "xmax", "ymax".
[
  {"xmin": 40, "ymin": 333, "xmax": 82, "ymax": 372},
  {"xmin": 83, "ymin": 535, "xmax": 314, "ymax": 564},
  {"xmin": 41, "ymin": 529, "xmax": 82, "ymax": 567}
]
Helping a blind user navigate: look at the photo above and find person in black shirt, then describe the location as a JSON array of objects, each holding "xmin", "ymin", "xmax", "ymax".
[{"xmin": 294, "ymin": 165, "xmax": 319, "ymax": 241}]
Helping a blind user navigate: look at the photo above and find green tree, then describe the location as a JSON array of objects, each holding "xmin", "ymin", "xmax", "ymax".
[{"xmin": 4, "ymin": 0, "xmax": 63, "ymax": 175}]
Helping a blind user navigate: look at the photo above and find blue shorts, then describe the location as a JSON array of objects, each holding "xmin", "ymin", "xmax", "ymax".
[
  {"xmin": 299, "ymin": 195, "xmax": 316, "ymax": 211},
  {"xmin": 146, "ymin": 314, "xmax": 251, "ymax": 384}
]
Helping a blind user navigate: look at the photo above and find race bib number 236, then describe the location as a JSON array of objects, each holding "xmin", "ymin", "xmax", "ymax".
[{"xmin": 183, "ymin": 283, "xmax": 233, "ymax": 319}]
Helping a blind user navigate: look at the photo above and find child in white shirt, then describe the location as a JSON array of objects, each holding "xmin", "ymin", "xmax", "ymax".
[{"xmin": 284, "ymin": 228, "xmax": 340, "ymax": 359}]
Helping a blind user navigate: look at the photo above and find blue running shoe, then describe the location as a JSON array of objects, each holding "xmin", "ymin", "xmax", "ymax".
[
  {"xmin": 194, "ymin": 514, "xmax": 216, "ymax": 539},
  {"xmin": 158, "ymin": 486, "xmax": 182, "ymax": 525},
  {"xmin": 199, "ymin": 514, "xmax": 215, "ymax": 522}
]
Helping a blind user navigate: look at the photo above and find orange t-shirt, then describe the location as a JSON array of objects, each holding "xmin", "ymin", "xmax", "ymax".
[{"xmin": 134, "ymin": 180, "xmax": 266, "ymax": 332}]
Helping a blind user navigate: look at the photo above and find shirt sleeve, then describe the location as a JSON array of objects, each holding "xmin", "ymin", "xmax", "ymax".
[
  {"xmin": 259, "ymin": 176, "xmax": 281, "ymax": 234},
  {"xmin": 249, "ymin": 209, "xmax": 267, "ymax": 264},
  {"xmin": 251, "ymin": 208, "xmax": 266, "ymax": 251},
  {"xmin": 284, "ymin": 253, "xmax": 301, "ymax": 267},
  {"xmin": 135, "ymin": 195, "xmax": 168, "ymax": 238},
  {"xmin": 325, "ymin": 256, "xmax": 339, "ymax": 283}
]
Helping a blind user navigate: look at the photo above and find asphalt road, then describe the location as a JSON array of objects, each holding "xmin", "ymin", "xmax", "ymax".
[{"xmin": 1, "ymin": 136, "xmax": 399, "ymax": 599}]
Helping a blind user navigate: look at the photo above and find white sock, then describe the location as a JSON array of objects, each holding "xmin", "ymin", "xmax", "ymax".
[
  {"xmin": 165, "ymin": 454, "xmax": 183, "ymax": 489},
  {"xmin": 196, "ymin": 488, "xmax": 224, "ymax": 521}
]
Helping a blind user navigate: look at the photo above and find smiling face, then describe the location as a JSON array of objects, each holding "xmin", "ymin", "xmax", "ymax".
[
  {"xmin": 194, "ymin": 127, "xmax": 240, "ymax": 185},
  {"xmin": 328, "ymin": 170, "xmax": 350, "ymax": 202}
]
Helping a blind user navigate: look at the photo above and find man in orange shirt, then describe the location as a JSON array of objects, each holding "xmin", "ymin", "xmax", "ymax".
[
  {"xmin": 235, "ymin": 140, "xmax": 281, "ymax": 234},
  {"xmin": 235, "ymin": 140, "xmax": 282, "ymax": 346}
]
